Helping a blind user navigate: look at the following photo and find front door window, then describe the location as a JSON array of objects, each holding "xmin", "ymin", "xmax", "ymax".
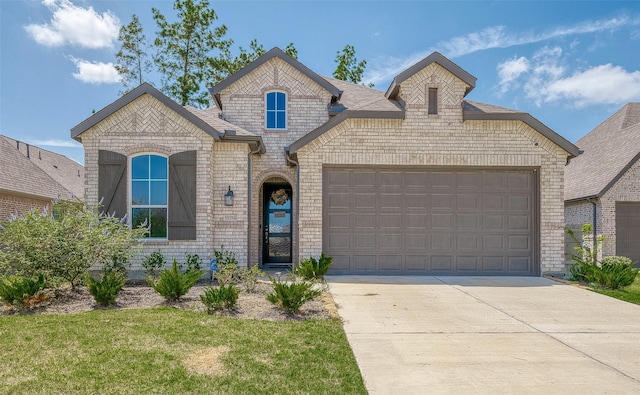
[{"xmin": 263, "ymin": 184, "xmax": 292, "ymax": 263}]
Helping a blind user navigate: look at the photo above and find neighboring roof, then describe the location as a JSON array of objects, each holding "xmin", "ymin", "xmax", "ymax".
[
  {"xmin": 565, "ymin": 103, "xmax": 640, "ymax": 202},
  {"xmin": 288, "ymin": 78, "xmax": 404, "ymax": 154},
  {"xmin": 385, "ymin": 51, "xmax": 477, "ymax": 99},
  {"xmin": 71, "ymin": 83, "xmax": 265, "ymax": 154},
  {"xmin": 463, "ymin": 100, "xmax": 580, "ymax": 158},
  {"xmin": 0, "ymin": 135, "xmax": 82, "ymax": 201},
  {"xmin": 209, "ymin": 47, "xmax": 343, "ymax": 110}
]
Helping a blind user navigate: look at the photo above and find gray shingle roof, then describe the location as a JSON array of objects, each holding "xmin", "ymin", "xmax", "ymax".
[
  {"xmin": 0, "ymin": 135, "xmax": 83, "ymax": 200},
  {"xmin": 565, "ymin": 103, "xmax": 640, "ymax": 202},
  {"xmin": 322, "ymin": 76, "xmax": 403, "ymax": 112}
]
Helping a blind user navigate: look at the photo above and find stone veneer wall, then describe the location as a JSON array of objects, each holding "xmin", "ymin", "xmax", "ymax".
[
  {"xmin": 218, "ymin": 57, "xmax": 333, "ymax": 265},
  {"xmin": 295, "ymin": 63, "xmax": 570, "ymax": 274},
  {"xmin": 78, "ymin": 94, "xmax": 250, "ymax": 274},
  {"xmin": 0, "ymin": 192, "xmax": 51, "ymax": 221}
]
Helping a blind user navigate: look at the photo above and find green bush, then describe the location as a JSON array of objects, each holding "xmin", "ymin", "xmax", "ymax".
[
  {"xmin": 184, "ymin": 253, "xmax": 203, "ymax": 273},
  {"xmin": 295, "ymin": 253, "xmax": 334, "ymax": 280},
  {"xmin": 0, "ymin": 201, "xmax": 147, "ymax": 289},
  {"xmin": 266, "ymin": 276, "xmax": 323, "ymax": 314},
  {"xmin": 0, "ymin": 274, "xmax": 47, "ymax": 309},
  {"xmin": 200, "ymin": 284, "xmax": 239, "ymax": 313},
  {"xmin": 86, "ymin": 269, "xmax": 127, "ymax": 306},
  {"xmin": 142, "ymin": 250, "xmax": 166, "ymax": 278},
  {"xmin": 214, "ymin": 246, "xmax": 239, "ymax": 286},
  {"xmin": 147, "ymin": 259, "xmax": 204, "ymax": 301},
  {"xmin": 238, "ymin": 265, "xmax": 265, "ymax": 293},
  {"xmin": 589, "ymin": 256, "xmax": 639, "ymax": 290}
]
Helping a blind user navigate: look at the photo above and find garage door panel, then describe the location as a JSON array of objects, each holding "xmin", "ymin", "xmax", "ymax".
[
  {"xmin": 324, "ymin": 167, "xmax": 537, "ymax": 275},
  {"xmin": 331, "ymin": 256, "xmax": 351, "ymax": 273},
  {"xmin": 616, "ymin": 202, "xmax": 640, "ymax": 264}
]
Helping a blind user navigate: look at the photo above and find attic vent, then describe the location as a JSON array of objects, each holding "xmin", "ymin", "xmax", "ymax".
[
  {"xmin": 53, "ymin": 165, "xmax": 58, "ymax": 169},
  {"xmin": 39, "ymin": 151, "xmax": 42, "ymax": 160},
  {"xmin": 428, "ymin": 88, "xmax": 438, "ymax": 115},
  {"xmin": 78, "ymin": 169, "xmax": 81, "ymax": 177},
  {"xmin": 224, "ymin": 129, "xmax": 236, "ymax": 136}
]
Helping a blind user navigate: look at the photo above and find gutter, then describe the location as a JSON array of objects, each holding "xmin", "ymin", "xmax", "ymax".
[
  {"xmin": 586, "ymin": 198, "xmax": 598, "ymax": 252},
  {"xmin": 284, "ymin": 148, "xmax": 300, "ymax": 271}
]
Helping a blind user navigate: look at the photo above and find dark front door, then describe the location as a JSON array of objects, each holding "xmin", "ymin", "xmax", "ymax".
[{"xmin": 263, "ymin": 184, "xmax": 293, "ymax": 264}]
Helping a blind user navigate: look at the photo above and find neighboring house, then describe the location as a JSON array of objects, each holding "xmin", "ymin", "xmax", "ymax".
[
  {"xmin": 565, "ymin": 103, "xmax": 640, "ymax": 265},
  {"xmin": 0, "ymin": 135, "xmax": 84, "ymax": 221},
  {"xmin": 71, "ymin": 48, "xmax": 578, "ymax": 276}
]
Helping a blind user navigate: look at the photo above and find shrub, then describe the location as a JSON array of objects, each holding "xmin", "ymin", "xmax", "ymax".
[
  {"xmin": 238, "ymin": 264, "xmax": 265, "ymax": 293},
  {"xmin": 565, "ymin": 224, "xmax": 604, "ymax": 282},
  {"xmin": 295, "ymin": 253, "xmax": 334, "ymax": 280},
  {"xmin": 142, "ymin": 250, "xmax": 166, "ymax": 278},
  {"xmin": 184, "ymin": 253, "xmax": 203, "ymax": 273},
  {"xmin": 0, "ymin": 274, "xmax": 48, "ymax": 309},
  {"xmin": 0, "ymin": 200, "xmax": 147, "ymax": 289},
  {"xmin": 266, "ymin": 276, "xmax": 323, "ymax": 314},
  {"xmin": 214, "ymin": 246, "xmax": 239, "ymax": 286},
  {"xmin": 589, "ymin": 256, "xmax": 639, "ymax": 290},
  {"xmin": 200, "ymin": 284, "xmax": 239, "ymax": 313},
  {"xmin": 147, "ymin": 259, "xmax": 204, "ymax": 301},
  {"xmin": 86, "ymin": 269, "xmax": 127, "ymax": 306}
]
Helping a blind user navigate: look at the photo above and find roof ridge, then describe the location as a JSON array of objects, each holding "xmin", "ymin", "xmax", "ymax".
[{"xmin": 621, "ymin": 102, "xmax": 640, "ymax": 129}]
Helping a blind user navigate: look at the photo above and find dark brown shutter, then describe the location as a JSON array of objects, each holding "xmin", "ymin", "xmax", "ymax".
[
  {"xmin": 168, "ymin": 150, "xmax": 196, "ymax": 240},
  {"xmin": 98, "ymin": 150, "xmax": 127, "ymax": 218}
]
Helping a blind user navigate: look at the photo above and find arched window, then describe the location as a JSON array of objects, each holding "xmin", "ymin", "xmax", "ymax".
[
  {"xmin": 265, "ymin": 91, "xmax": 286, "ymax": 129},
  {"xmin": 131, "ymin": 154, "xmax": 168, "ymax": 238}
]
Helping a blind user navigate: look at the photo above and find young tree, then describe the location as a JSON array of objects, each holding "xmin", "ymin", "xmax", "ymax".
[
  {"xmin": 114, "ymin": 14, "xmax": 152, "ymax": 94},
  {"xmin": 152, "ymin": 0, "xmax": 232, "ymax": 107},
  {"xmin": 333, "ymin": 44, "xmax": 373, "ymax": 87}
]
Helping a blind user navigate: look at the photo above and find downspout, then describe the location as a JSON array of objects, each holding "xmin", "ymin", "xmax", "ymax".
[
  {"xmin": 285, "ymin": 150, "xmax": 300, "ymax": 271},
  {"xmin": 247, "ymin": 145, "xmax": 261, "ymax": 268},
  {"xmin": 586, "ymin": 198, "xmax": 597, "ymax": 255}
]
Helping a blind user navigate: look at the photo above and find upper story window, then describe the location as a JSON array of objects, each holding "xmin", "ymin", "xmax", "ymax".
[
  {"xmin": 428, "ymin": 88, "xmax": 438, "ymax": 115},
  {"xmin": 131, "ymin": 154, "xmax": 168, "ymax": 238},
  {"xmin": 266, "ymin": 91, "xmax": 287, "ymax": 129}
]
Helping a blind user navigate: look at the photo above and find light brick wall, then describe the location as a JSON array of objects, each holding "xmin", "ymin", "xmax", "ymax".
[
  {"xmin": 296, "ymin": 63, "xmax": 570, "ymax": 274},
  {"xmin": 78, "ymin": 94, "xmax": 249, "ymax": 274},
  {"xmin": 219, "ymin": 57, "xmax": 332, "ymax": 264},
  {"xmin": 0, "ymin": 192, "xmax": 52, "ymax": 221}
]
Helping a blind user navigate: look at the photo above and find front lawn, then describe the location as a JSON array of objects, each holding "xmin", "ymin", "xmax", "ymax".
[
  {"xmin": 592, "ymin": 274, "xmax": 640, "ymax": 305},
  {"xmin": 0, "ymin": 308, "xmax": 366, "ymax": 394}
]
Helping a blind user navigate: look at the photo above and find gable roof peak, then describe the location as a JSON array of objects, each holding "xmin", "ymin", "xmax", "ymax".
[
  {"xmin": 385, "ymin": 52, "xmax": 477, "ymax": 99},
  {"xmin": 209, "ymin": 47, "xmax": 342, "ymax": 110}
]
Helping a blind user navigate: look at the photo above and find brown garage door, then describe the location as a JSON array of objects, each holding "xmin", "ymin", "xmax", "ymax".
[
  {"xmin": 323, "ymin": 167, "xmax": 538, "ymax": 275},
  {"xmin": 616, "ymin": 202, "xmax": 640, "ymax": 265}
]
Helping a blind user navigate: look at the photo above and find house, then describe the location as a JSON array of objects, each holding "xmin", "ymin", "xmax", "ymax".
[
  {"xmin": 565, "ymin": 103, "xmax": 640, "ymax": 265},
  {"xmin": 0, "ymin": 135, "xmax": 84, "ymax": 221},
  {"xmin": 71, "ymin": 48, "xmax": 578, "ymax": 276}
]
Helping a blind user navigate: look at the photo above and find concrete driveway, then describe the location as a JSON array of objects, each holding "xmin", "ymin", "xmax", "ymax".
[{"xmin": 327, "ymin": 276, "xmax": 640, "ymax": 394}]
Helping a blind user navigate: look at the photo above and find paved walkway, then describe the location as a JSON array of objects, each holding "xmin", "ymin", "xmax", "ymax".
[{"xmin": 327, "ymin": 276, "xmax": 640, "ymax": 394}]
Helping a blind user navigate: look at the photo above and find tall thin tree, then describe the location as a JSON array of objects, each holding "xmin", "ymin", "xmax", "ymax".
[
  {"xmin": 152, "ymin": 0, "xmax": 231, "ymax": 107},
  {"xmin": 115, "ymin": 15, "xmax": 152, "ymax": 94}
]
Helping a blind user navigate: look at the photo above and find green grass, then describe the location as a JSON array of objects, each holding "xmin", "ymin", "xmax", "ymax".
[
  {"xmin": 0, "ymin": 308, "xmax": 365, "ymax": 394},
  {"xmin": 592, "ymin": 273, "xmax": 640, "ymax": 305}
]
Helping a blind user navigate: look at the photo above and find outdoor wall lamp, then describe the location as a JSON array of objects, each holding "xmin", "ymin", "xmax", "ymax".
[{"xmin": 224, "ymin": 186, "xmax": 234, "ymax": 206}]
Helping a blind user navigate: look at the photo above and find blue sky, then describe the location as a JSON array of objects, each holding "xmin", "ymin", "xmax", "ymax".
[{"xmin": 1, "ymin": 0, "xmax": 639, "ymax": 164}]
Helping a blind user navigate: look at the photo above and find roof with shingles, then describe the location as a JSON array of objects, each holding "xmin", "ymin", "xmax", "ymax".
[
  {"xmin": 0, "ymin": 135, "xmax": 82, "ymax": 201},
  {"xmin": 565, "ymin": 103, "xmax": 640, "ymax": 202}
]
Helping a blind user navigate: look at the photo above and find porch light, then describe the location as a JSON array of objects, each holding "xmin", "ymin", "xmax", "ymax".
[{"xmin": 224, "ymin": 186, "xmax": 234, "ymax": 206}]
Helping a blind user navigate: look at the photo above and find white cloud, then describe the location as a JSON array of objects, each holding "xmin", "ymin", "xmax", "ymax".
[
  {"xmin": 70, "ymin": 58, "xmax": 120, "ymax": 84},
  {"xmin": 497, "ymin": 56, "xmax": 530, "ymax": 93},
  {"xmin": 498, "ymin": 46, "xmax": 640, "ymax": 107},
  {"xmin": 25, "ymin": 0, "xmax": 119, "ymax": 49},
  {"xmin": 31, "ymin": 139, "xmax": 82, "ymax": 148},
  {"xmin": 544, "ymin": 64, "xmax": 640, "ymax": 107},
  {"xmin": 365, "ymin": 15, "xmax": 630, "ymax": 86}
]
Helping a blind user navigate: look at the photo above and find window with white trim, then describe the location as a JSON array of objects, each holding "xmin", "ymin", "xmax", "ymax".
[
  {"xmin": 131, "ymin": 154, "xmax": 168, "ymax": 238},
  {"xmin": 265, "ymin": 91, "xmax": 286, "ymax": 129}
]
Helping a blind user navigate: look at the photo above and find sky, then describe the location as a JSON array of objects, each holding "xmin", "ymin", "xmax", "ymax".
[{"xmin": 1, "ymin": 0, "xmax": 639, "ymax": 164}]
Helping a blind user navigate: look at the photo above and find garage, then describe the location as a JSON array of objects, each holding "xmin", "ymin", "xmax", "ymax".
[
  {"xmin": 616, "ymin": 202, "xmax": 640, "ymax": 265},
  {"xmin": 323, "ymin": 167, "xmax": 539, "ymax": 275}
]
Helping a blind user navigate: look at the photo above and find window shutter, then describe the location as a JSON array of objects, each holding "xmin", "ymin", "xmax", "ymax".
[
  {"xmin": 168, "ymin": 150, "xmax": 197, "ymax": 240},
  {"xmin": 98, "ymin": 150, "xmax": 127, "ymax": 218}
]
